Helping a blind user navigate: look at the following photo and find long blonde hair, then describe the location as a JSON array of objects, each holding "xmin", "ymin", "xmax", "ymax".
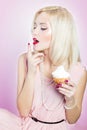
[{"xmin": 32, "ymin": 6, "xmax": 80, "ymax": 69}]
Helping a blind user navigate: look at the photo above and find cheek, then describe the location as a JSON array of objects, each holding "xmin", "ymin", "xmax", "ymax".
[{"xmin": 42, "ymin": 31, "xmax": 52, "ymax": 43}]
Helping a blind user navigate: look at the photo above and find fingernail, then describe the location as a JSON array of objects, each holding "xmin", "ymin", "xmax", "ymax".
[
  {"xmin": 56, "ymin": 83, "xmax": 62, "ymax": 88},
  {"xmin": 64, "ymin": 80, "xmax": 68, "ymax": 83},
  {"xmin": 28, "ymin": 43, "xmax": 30, "ymax": 45},
  {"xmin": 56, "ymin": 85, "xmax": 60, "ymax": 88},
  {"xmin": 57, "ymin": 83, "xmax": 62, "ymax": 86}
]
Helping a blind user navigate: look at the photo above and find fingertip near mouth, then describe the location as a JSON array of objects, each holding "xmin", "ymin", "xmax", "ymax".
[{"xmin": 28, "ymin": 43, "xmax": 30, "ymax": 46}]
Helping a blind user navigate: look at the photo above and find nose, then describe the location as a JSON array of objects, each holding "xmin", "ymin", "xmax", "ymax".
[{"xmin": 32, "ymin": 27, "xmax": 39, "ymax": 36}]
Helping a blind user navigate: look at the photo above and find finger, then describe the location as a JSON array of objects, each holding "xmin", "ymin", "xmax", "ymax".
[
  {"xmin": 28, "ymin": 43, "xmax": 32, "ymax": 56},
  {"xmin": 58, "ymin": 87, "xmax": 72, "ymax": 93},
  {"xmin": 58, "ymin": 84, "xmax": 76, "ymax": 94},
  {"xmin": 33, "ymin": 57, "xmax": 43, "ymax": 63},
  {"xmin": 33, "ymin": 53, "xmax": 44, "ymax": 59},
  {"xmin": 61, "ymin": 84, "xmax": 74, "ymax": 91},
  {"xmin": 34, "ymin": 59, "xmax": 43, "ymax": 66},
  {"xmin": 58, "ymin": 90, "xmax": 72, "ymax": 97},
  {"xmin": 58, "ymin": 87, "xmax": 74, "ymax": 97},
  {"xmin": 58, "ymin": 89, "xmax": 68, "ymax": 96},
  {"xmin": 65, "ymin": 80, "xmax": 76, "ymax": 87},
  {"xmin": 30, "ymin": 57, "xmax": 43, "ymax": 66}
]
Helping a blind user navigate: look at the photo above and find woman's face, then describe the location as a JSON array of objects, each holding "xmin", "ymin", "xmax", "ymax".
[{"xmin": 32, "ymin": 12, "xmax": 52, "ymax": 51}]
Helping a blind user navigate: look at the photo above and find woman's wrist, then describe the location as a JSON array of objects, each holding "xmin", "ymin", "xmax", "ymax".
[
  {"xmin": 64, "ymin": 102, "xmax": 76, "ymax": 109},
  {"xmin": 64, "ymin": 96, "xmax": 76, "ymax": 109}
]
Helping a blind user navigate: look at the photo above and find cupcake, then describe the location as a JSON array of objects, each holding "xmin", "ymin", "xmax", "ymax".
[{"xmin": 52, "ymin": 65, "xmax": 70, "ymax": 84}]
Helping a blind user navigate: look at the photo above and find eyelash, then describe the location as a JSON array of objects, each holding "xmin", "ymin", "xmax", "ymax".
[
  {"xmin": 41, "ymin": 28, "xmax": 47, "ymax": 30},
  {"xmin": 33, "ymin": 27, "xmax": 36, "ymax": 29},
  {"xmin": 33, "ymin": 27, "xmax": 47, "ymax": 31}
]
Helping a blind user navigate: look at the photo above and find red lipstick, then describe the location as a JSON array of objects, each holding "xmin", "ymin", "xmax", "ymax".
[{"xmin": 33, "ymin": 38, "xmax": 39, "ymax": 45}]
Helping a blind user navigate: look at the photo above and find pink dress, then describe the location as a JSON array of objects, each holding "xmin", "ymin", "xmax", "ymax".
[{"xmin": 0, "ymin": 63, "xmax": 85, "ymax": 130}]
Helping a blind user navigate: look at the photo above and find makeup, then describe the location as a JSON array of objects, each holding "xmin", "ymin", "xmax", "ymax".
[{"xmin": 33, "ymin": 38, "xmax": 39, "ymax": 45}]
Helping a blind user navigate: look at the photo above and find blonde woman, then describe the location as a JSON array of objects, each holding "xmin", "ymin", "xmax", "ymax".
[{"xmin": 0, "ymin": 6, "xmax": 87, "ymax": 130}]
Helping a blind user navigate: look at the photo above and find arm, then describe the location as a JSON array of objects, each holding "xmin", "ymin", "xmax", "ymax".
[
  {"xmin": 17, "ymin": 45, "xmax": 44, "ymax": 118},
  {"xmin": 17, "ymin": 53, "xmax": 35, "ymax": 118},
  {"xmin": 65, "ymin": 68, "xmax": 87, "ymax": 124},
  {"xmin": 58, "ymin": 67, "xmax": 87, "ymax": 124}
]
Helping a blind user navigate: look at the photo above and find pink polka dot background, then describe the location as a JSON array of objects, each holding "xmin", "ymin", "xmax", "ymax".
[{"xmin": 0, "ymin": 0, "xmax": 87, "ymax": 129}]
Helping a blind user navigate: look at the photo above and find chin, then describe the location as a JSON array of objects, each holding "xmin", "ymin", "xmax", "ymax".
[
  {"xmin": 34, "ymin": 46, "xmax": 44, "ymax": 52},
  {"xmin": 34, "ymin": 45, "xmax": 49, "ymax": 52},
  {"xmin": 35, "ymin": 49, "xmax": 44, "ymax": 53}
]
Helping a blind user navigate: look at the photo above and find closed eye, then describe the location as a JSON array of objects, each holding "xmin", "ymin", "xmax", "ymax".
[
  {"xmin": 33, "ymin": 26, "xmax": 36, "ymax": 29},
  {"xmin": 41, "ymin": 28, "xmax": 47, "ymax": 30}
]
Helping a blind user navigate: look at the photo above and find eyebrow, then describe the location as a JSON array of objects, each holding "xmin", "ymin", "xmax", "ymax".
[
  {"xmin": 40, "ymin": 23, "xmax": 47, "ymax": 25},
  {"xmin": 34, "ymin": 22, "xmax": 47, "ymax": 25}
]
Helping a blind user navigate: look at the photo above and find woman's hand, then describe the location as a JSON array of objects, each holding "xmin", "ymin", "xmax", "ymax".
[
  {"xmin": 56, "ymin": 80, "xmax": 77, "ymax": 106},
  {"xmin": 27, "ymin": 43, "xmax": 44, "ymax": 74}
]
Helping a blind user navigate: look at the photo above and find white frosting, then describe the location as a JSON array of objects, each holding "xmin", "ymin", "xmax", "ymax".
[{"xmin": 52, "ymin": 65, "xmax": 70, "ymax": 78}]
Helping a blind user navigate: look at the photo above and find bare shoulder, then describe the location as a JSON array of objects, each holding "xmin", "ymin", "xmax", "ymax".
[
  {"xmin": 80, "ymin": 65, "xmax": 87, "ymax": 85},
  {"xmin": 18, "ymin": 52, "xmax": 27, "ymax": 62},
  {"xmin": 76, "ymin": 62, "xmax": 87, "ymax": 88},
  {"xmin": 69, "ymin": 62, "xmax": 87, "ymax": 84},
  {"xmin": 18, "ymin": 52, "xmax": 28, "ymax": 73},
  {"xmin": 70, "ymin": 62, "xmax": 86, "ymax": 74},
  {"xmin": 73, "ymin": 62, "xmax": 87, "ymax": 106},
  {"xmin": 17, "ymin": 52, "xmax": 28, "ymax": 96},
  {"xmin": 76, "ymin": 62, "xmax": 87, "ymax": 79}
]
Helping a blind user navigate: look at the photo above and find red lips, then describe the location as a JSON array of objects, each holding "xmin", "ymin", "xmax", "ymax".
[{"xmin": 33, "ymin": 38, "xmax": 39, "ymax": 45}]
